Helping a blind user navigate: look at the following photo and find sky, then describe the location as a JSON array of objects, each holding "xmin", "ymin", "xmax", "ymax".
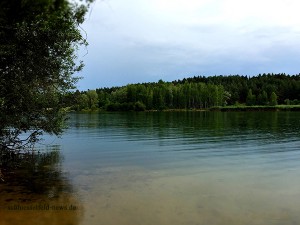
[{"xmin": 76, "ymin": 0, "xmax": 300, "ymax": 90}]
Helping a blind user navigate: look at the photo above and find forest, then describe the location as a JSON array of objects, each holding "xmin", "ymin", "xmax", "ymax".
[{"xmin": 64, "ymin": 73, "xmax": 300, "ymax": 111}]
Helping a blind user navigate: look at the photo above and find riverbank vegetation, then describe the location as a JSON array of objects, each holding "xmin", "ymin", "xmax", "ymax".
[
  {"xmin": 66, "ymin": 73, "xmax": 300, "ymax": 111},
  {"xmin": 0, "ymin": 0, "xmax": 93, "ymax": 152}
]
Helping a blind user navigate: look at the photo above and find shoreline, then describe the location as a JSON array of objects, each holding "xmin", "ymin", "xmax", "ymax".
[
  {"xmin": 74, "ymin": 105, "xmax": 300, "ymax": 113},
  {"xmin": 209, "ymin": 105, "xmax": 300, "ymax": 112}
]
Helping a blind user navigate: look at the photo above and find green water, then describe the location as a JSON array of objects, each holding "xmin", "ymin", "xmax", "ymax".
[{"xmin": 1, "ymin": 111, "xmax": 300, "ymax": 225}]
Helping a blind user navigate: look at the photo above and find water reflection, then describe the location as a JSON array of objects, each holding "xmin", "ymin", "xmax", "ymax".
[
  {"xmin": 32, "ymin": 111, "xmax": 300, "ymax": 225},
  {"xmin": 0, "ymin": 147, "xmax": 82, "ymax": 225},
  {"xmin": 68, "ymin": 111, "xmax": 300, "ymax": 155},
  {"xmin": 70, "ymin": 111, "xmax": 300, "ymax": 135}
]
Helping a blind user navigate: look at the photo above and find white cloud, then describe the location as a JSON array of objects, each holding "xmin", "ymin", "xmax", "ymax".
[{"xmin": 78, "ymin": 0, "xmax": 300, "ymax": 89}]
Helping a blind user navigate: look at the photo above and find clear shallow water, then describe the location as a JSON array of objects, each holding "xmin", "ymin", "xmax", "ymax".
[{"xmin": 1, "ymin": 111, "xmax": 300, "ymax": 225}]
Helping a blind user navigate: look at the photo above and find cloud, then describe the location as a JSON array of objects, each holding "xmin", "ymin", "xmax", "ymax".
[{"xmin": 77, "ymin": 0, "xmax": 300, "ymax": 89}]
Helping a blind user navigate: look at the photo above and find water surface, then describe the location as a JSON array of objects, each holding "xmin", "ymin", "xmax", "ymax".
[{"xmin": 1, "ymin": 111, "xmax": 300, "ymax": 225}]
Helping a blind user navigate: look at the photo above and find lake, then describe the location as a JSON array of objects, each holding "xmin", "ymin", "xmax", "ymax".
[{"xmin": 1, "ymin": 111, "xmax": 300, "ymax": 225}]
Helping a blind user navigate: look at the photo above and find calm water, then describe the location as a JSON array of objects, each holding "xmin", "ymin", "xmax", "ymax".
[{"xmin": 1, "ymin": 111, "xmax": 300, "ymax": 225}]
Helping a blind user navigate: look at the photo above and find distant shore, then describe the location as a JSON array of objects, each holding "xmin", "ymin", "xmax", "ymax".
[
  {"xmin": 209, "ymin": 105, "xmax": 300, "ymax": 112},
  {"xmin": 144, "ymin": 105, "xmax": 300, "ymax": 112},
  {"xmin": 73, "ymin": 105, "xmax": 300, "ymax": 113}
]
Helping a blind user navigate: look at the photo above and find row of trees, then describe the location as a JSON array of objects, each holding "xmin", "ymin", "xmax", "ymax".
[
  {"xmin": 67, "ymin": 81, "xmax": 228, "ymax": 111},
  {"xmin": 66, "ymin": 73, "xmax": 300, "ymax": 111},
  {"xmin": 176, "ymin": 73, "xmax": 300, "ymax": 105}
]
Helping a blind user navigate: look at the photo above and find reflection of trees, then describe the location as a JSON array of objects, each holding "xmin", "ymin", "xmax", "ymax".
[
  {"xmin": 0, "ymin": 147, "xmax": 82, "ymax": 225},
  {"xmin": 71, "ymin": 111, "xmax": 300, "ymax": 141}
]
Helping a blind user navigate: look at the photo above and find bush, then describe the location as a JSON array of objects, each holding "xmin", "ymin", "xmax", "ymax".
[
  {"xmin": 105, "ymin": 103, "xmax": 121, "ymax": 111},
  {"xmin": 105, "ymin": 102, "xmax": 145, "ymax": 111},
  {"xmin": 134, "ymin": 101, "xmax": 146, "ymax": 111}
]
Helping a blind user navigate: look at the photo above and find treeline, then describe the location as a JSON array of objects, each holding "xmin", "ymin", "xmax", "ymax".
[
  {"xmin": 63, "ymin": 73, "xmax": 300, "ymax": 111},
  {"xmin": 175, "ymin": 73, "xmax": 300, "ymax": 105}
]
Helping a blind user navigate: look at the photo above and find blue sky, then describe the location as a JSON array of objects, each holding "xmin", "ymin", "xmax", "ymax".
[{"xmin": 76, "ymin": 0, "xmax": 300, "ymax": 90}]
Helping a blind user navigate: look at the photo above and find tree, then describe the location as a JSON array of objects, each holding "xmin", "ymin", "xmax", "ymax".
[
  {"xmin": 246, "ymin": 89, "xmax": 256, "ymax": 106},
  {"xmin": 0, "ymin": 0, "xmax": 93, "ymax": 151},
  {"xmin": 270, "ymin": 92, "xmax": 278, "ymax": 106},
  {"xmin": 284, "ymin": 99, "xmax": 290, "ymax": 105},
  {"xmin": 257, "ymin": 91, "xmax": 268, "ymax": 105},
  {"xmin": 78, "ymin": 93, "xmax": 89, "ymax": 110},
  {"xmin": 86, "ymin": 90, "xmax": 98, "ymax": 110}
]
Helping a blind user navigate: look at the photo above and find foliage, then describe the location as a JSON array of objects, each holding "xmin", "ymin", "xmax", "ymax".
[
  {"xmin": 176, "ymin": 73, "xmax": 300, "ymax": 105},
  {"xmin": 246, "ymin": 89, "xmax": 256, "ymax": 106},
  {"xmin": 86, "ymin": 89, "xmax": 98, "ymax": 110},
  {"xmin": 0, "ymin": 0, "xmax": 92, "ymax": 151},
  {"xmin": 70, "ymin": 81, "xmax": 229, "ymax": 111},
  {"xmin": 65, "ymin": 74, "xmax": 300, "ymax": 112},
  {"xmin": 270, "ymin": 92, "xmax": 278, "ymax": 106}
]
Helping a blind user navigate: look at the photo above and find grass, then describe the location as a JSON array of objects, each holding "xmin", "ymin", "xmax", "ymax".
[{"xmin": 210, "ymin": 105, "xmax": 300, "ymax": 111}]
